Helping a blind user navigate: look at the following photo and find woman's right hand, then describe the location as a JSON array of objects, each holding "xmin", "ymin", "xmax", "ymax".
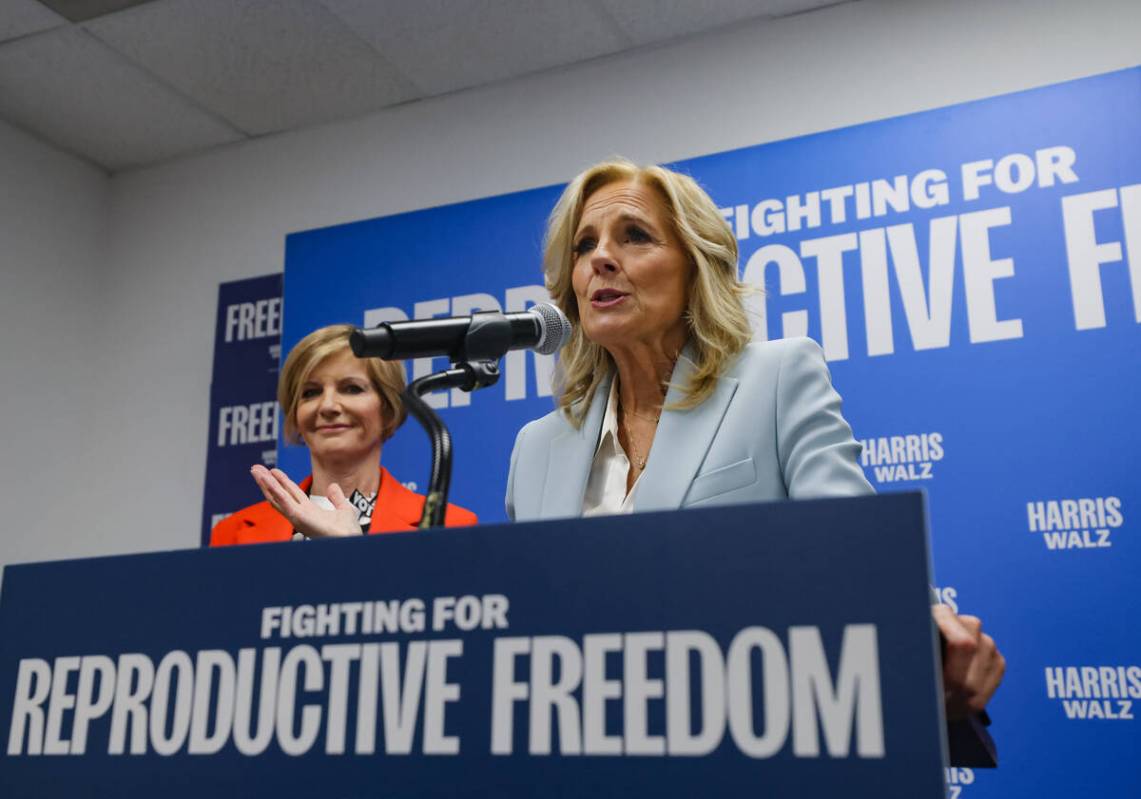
[{"xmin": 250, "ymin": 465, "xmax": 361, "ymax": 539}]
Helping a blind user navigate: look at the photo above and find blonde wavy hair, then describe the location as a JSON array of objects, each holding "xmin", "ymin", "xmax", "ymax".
[
  {"xmin": 278, "ymin": 324, "xmax": 407, "ymax": 445},
  {"xmin": 544, "ymin": 158, "xmax": 753, "ymax": 427}
]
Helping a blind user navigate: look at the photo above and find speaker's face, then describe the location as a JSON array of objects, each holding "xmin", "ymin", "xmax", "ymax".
[{"xmin": 570, "ymin": 180, "xmax": 692, "ymax": 360}]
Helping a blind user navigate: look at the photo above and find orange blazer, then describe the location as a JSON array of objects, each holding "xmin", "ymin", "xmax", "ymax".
[{"xmin": 209, "ymin": 466, "xmax": 477, "ymax": 547}]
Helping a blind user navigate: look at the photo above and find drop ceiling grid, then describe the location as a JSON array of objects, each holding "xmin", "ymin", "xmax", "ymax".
[
  {"xmin": 0, "ymin": 25, "xmax": 241, "ymax": 170},
  {"xmin": 0, "ymin": 0, "xmax": 65, "ymax": 44},
  {"xmin": 318, "ymin": 0, "xmax": 632, "ymax": 97},
  {"xmin": 85, "ymin": 0, "xmax": 421, "ymax": 136},
  {"xmin": 0, "ymin": 0, "xmax": 850, "ymax": 172}
]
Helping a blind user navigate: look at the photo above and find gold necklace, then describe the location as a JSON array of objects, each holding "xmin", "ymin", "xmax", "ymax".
[
  {"xmin": 624, "ymin": 422, "xmax": 648, "ymax": 471},
  {"xmin": 616, "ymin": 371, "xmax": 668, "ymax": 469},
  {"xmin": 620, "ymin": 408, "xmax": 658, "ymax": 471},
  {"xmin": 625, "ymin": 407, "xmax": 661, "ymax": 423}
]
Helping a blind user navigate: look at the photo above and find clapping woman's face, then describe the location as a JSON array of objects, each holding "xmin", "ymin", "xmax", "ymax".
[
  {"xmin": 294, "ymin": 349, "xmax": 385, "ymax": 464},
  {"xmin": 570, "ymin": 180, "xmax": 692, "ymax": 355}
]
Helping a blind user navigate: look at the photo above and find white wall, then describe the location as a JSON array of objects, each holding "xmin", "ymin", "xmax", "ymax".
[
  {"xmin": 0, "ymin": 119, "xmax": 109, "ymax": 567},
  {"xmin": 12, "ymin": 0, "xmax": 1139, "ymax": 563}
]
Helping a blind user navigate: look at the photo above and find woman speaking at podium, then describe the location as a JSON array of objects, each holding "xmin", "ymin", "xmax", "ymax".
[
  {"xmin": 211, "ymin": 325, "xmax": 476, "ymax": 546},
  {"xmin": 505, "ymin": 158, "xmax": 1003, "ymax": 722}
]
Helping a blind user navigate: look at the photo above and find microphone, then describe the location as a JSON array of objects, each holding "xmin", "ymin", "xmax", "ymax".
[{"xmin": 350, "ymin": 302, "xmax": 571, "ymax": 361}]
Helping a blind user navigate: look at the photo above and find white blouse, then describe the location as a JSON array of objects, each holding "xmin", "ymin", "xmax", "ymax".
[{"xmin": 581, "ymin": 379, "xmax": 644, "ymax": 517}]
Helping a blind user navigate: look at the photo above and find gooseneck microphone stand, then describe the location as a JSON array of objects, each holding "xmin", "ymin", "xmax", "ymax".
[
  {"xmin": 403, "ymin": 359, "xmax": 500, "ymax": 528},
  {"xmin": 353, "ymin": 311, "xmax": 517, "ymax": 529}
]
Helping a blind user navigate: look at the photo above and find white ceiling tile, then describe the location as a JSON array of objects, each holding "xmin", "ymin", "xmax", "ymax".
[
  {"xmin": 0, "ymin": 0, "xmax": 67, "ymax": 43},
  {"xmin": 86, "ymin": 0, "xmax": 420, "ymax": 135},
  {"xmin": 321, "ymin": 0, "xmax": 631, "ymax": 96},
  {"xmin": 0, "ymin": 26, "xmax": 242, "ymax": 169},
  {"xmin": 598, "ymin": 0, "xmax": 836, "ymax": 45}
]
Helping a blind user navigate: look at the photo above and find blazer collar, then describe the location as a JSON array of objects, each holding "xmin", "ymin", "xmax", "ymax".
[
  {"xmin": 539, "ymin": 370, "xmax": 613, "ymax": 519},
  {"xmin": 371, "ymin": 466, "xmax": 423, "ymax": 531},
  {"xmin": 633, "ymin": 344, "xmax": 739, "ymax": 513},
  {"xmin": 538, "ymin": 343, "xmax": 740, "ymax": 517}
]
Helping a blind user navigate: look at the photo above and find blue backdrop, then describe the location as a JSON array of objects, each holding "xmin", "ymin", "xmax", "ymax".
[{"xmin": 275, "ymin": 67, "xmax": 1140, "ymax": 797}]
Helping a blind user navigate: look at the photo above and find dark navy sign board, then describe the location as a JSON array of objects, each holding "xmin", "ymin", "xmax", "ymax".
[
  {"xmin": 201, "ymin": 274, "xmax": 284, "ymax": 546},
  {"xmin": 0, "ymin": 493, "xmax": 945, "ymax": 798}
]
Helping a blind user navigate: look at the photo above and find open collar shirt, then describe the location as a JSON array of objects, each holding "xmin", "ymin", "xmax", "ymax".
[{"xmin": 581, "ymin": 378, "xmax": 644, "ymax": 517}]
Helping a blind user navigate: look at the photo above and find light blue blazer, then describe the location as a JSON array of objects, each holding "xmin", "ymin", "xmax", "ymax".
[{"xmin": 505, "ymin": 337, "xmax": 873, "ymax": 522}]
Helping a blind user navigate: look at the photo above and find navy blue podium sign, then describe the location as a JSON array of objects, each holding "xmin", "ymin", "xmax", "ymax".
[{"xmin": 0, "ymin": 493, "xmax": 946, "ymax": 798}]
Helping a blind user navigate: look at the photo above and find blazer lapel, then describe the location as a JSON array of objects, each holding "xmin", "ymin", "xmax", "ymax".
[
  {"xmin": 371, "ymin": 466, "xmax": 422, "ymax": 531},
  {"xmin": 539, "ymin": 374, "xmax": 612, "ymax": 519},
  {"xmin": 634, "ymin": 348, "xmax": 739, "ymax": 513}
]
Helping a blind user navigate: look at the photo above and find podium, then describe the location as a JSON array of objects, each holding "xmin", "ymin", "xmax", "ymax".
[{"xmin": 1, "ymin": 492, "xmax": 954, "ymax": 797}]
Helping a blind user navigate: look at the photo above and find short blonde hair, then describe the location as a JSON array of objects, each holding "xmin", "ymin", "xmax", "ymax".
[
  {"xmin": 278, "ymin": 324, "xmax": 407, "ymax": 445},
  {"xmin": 544, "ymin": 158, "xmax": 753, "ymax": 427}
]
